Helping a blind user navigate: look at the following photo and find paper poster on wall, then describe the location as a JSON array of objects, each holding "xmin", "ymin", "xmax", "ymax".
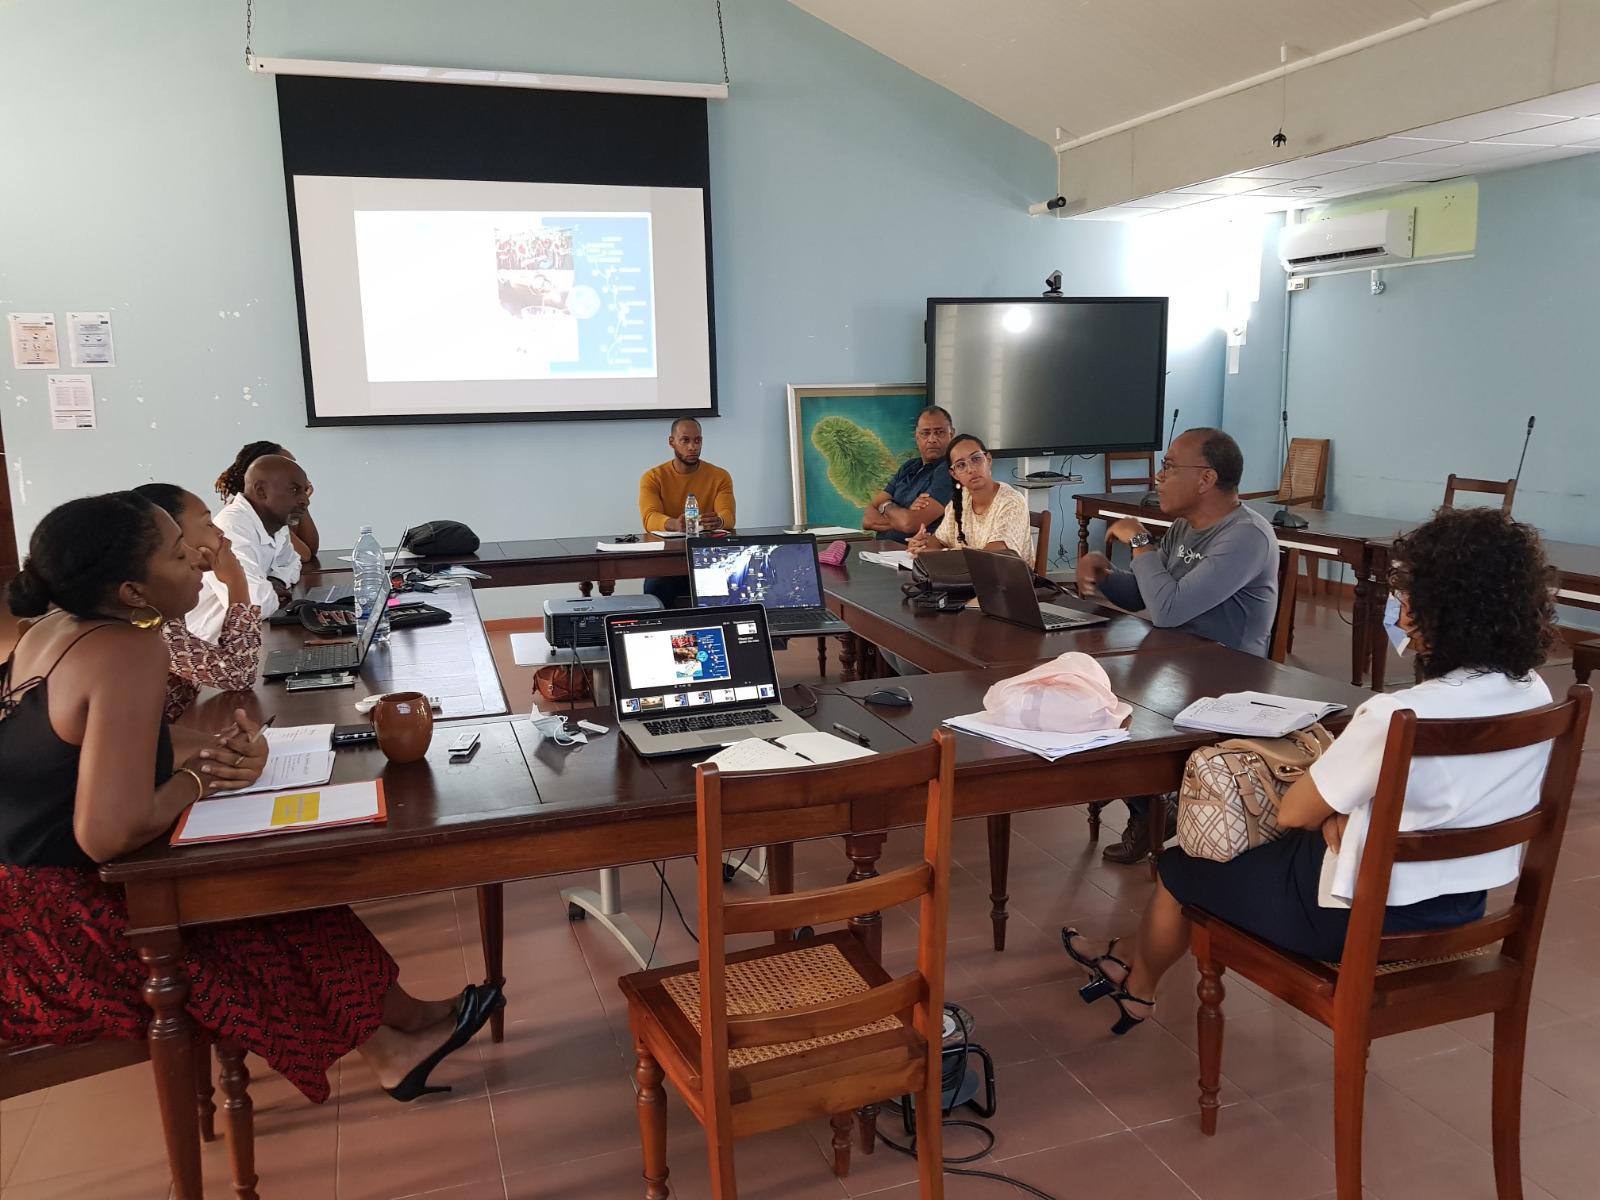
[
  {"xmin": 48, "ymin": 374, "xmax": 96, "ymax": 429},
  {"xmin": 66, "ymin": 311, "xmax": 115, "ymax": 366},
  {"xmin": 8, "ymin": 312, "xmax": 59, "ymax": 369}
]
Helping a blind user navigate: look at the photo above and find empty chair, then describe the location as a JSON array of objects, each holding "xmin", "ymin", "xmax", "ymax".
[{"xmin": 1443, "ymin": 473, "xmax": 1516, "ymax": 513}]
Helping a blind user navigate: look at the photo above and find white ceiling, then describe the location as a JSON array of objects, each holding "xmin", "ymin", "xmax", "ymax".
[
  {"xmin": 1073, "ymin": 82, "xmax": 1600, "ymax": 220},
  {"xmin": 789, "ymin": 0, "xmax": 1475, "ymax": 145}
]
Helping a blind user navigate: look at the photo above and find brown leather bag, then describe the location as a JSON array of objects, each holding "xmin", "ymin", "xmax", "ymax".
[
  {"xmin": 1177, "ymin": 724, "xmax": 1333, "ymax": 862},
  {"xmin": 533, "ymin": 663, "xmax": 591, "ymax": 705}
]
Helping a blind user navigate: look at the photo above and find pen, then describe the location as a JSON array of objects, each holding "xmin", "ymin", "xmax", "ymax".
[
  {"xmin": 250, "ymin": 714, "xmax": 279, "ymax": 744},
  {"xmin": 832, "ymin": 722, "xmax": 871, "ymax": 747},
  {"xmin": 1248, "ymin": 700, "xmax": 1286, "ymax": 709}
]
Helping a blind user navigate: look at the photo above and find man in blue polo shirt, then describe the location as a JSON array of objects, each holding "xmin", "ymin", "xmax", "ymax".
[{"xmin": 861, "ymin": 406, "xmax": 955, "ymax": 542}]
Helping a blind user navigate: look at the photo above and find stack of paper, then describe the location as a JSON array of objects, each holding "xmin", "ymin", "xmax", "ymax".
[
  {"xmin": 213, "ymin": 724, "xmax": 335, "ymax": 797},
  {"xmin": 596, "ymin": 540, "xmax": 659, "ymax": 553},
  {"xmin": 806, "ymin": 525, "xmax": 862, "ymax": 537},
  {"xmin": 943, "ymin": 713, "xmax": 1130, "ymax": 762},
  {"xmin": 707, "ymin": 732, "xmax": 875, "ymax": 771},
  {"xmin": 860, "ymin": 549, "xmax": 915, "ymax": 570},
  {"xmin": 172, "ymin": 780, "xmax": 386, "ymax": 845},
  {"xmin": 1174, "ymin": 692, "xmax": 1346, "ymax": 737}
]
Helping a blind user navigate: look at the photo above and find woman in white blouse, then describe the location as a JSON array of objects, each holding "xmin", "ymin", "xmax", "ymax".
[
  {"xmin": 906, "ymin": 434, "xmax": 1032, "ymax": 561},
  {"xmin": 1063, "ymin": 506, "xmax": 1558, "ymax": 1035}
]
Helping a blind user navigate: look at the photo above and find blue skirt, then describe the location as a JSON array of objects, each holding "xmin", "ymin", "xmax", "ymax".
[{"xmin": 1157, "ymin": 829, "xmax": 1486, "ymax": 962}]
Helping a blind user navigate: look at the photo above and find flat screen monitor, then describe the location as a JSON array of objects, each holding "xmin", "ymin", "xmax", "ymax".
[{"xmin": 925, "ymin": 297, "xmax": 1168, "ymax": 458}]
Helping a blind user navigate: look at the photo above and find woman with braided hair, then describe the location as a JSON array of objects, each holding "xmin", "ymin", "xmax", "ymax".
[
  {"xmin": 907, "ymin": 433, "xmax": 1032, "ymax": 561},
  {"xmin": 215, "ymin": 440, "xmax": 319, "ymax": 561}
]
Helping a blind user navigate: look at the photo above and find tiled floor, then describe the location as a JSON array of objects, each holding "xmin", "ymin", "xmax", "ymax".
[{"xmin": 2, "ymin": 593, "xmax": 1597, "ymax": 1199}]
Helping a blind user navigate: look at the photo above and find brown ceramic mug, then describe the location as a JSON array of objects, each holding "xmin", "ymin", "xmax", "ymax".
[{"xmin": 371, "ymin": 691, "xmax": 434, "ymax": 764}]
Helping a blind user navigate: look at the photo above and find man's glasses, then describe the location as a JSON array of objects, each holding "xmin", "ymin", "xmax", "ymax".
[
  {"xmin": 1158, "ymin": 459, "xmax": 1209, "ymax": 475},
  {"xmin": 915, "ymin": 427, "xmax": 952, "ymax": 440},
  {"xmin": 949, "ymin": 452, "xmax": 988, "ymax": 472}
]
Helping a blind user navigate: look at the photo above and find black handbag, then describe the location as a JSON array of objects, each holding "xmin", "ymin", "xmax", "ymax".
[{"xmin": 403, "ymin": 521, "xmax": 480, "ymax": 557}]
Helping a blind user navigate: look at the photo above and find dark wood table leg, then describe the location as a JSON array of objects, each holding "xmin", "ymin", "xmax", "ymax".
[
  {"xmin": 844, "ymin": 832, "xmax": 886, "ymax": 1155},
  {"xmin": 195, "ymin": 1048, "xmax": 216, "ymax": 1143},
  {"xmin": 816, "ymin": 636, "xmax": 828, "ymax": 680},
  {"xmin": 839, "ymin": 633, "xmax": 860, "ymax": 683},
  {"xmin": 215, "ymin": 1042, "xmax": 259, "ymax": 1200},
  {"xmin": 1350, "ymin": 563, "xmax": 1371, "ymax": 688},
  {"xmin": 986, "ymin": 814, "xmax": 1010, "ymax": 951},
  {"xmin": 1146, "ymin": 793, "xmax": 1165, "ymax": 881},
  {"xmin": 138, "ymin": 929, "xmax": 204, "ymax": 1200},
  {"xmin": 768, "ymin": 842, "xmax": 795, "ymax": 944},
  {"xmin": 598, "ymin": 580, "xmax": 616, "ymax": 597},
  {"xmin": 578, "ymin": 580, "xmax": 594, "ymax": 598},
  {"xmin": 477, "ymin": 883, "xmax": 506, "ymax": 1042},
  {"xmin": 1076, "ymin": 504, "xmax": 1091, "ymax": 560}
]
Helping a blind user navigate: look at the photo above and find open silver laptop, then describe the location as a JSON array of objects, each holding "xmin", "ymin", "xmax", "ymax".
[
  {"xmin": 605, "ymin": 603, "xmax": 815, "ymax": 757},
  {"xmin": 686, "ymin": 532, "xmax": 848, "ymax": 637},
  {"xmin": 965, "ymin": 549, "xmax": 1109, "ymax": 633}
]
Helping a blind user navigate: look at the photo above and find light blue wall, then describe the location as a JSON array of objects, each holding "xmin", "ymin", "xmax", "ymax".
[
  {"xmin": 1, "ymin": 0, "xmax": 1226, "ymax": 590},
  {"xmin": 1222, "ymin": 214, "xmax": 1289, "ymax": 492}
]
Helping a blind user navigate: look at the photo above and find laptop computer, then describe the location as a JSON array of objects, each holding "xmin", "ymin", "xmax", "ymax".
[
  {"xmin": 304, "ymin": 535, "xmax": 410, "ymax": 604},
  {"xmin": 965, "ymin": 549, "xmax": 1109, "ymax": 633},
  {"xmin": 686, "ymin": 533, "xmax": 848, "ymax": 637},
  {"xmin": 263, "ymin": 584, "xmax": 394, "ymax": 680},
  {"xmin": 605, "ymin": 603, "xmax": 816, "ymax": 757}
]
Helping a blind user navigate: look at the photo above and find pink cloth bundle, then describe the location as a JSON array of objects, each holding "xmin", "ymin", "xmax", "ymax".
[{"xmin": 981, "ymin": 652, "xmax": 1132, "ymax": 733}]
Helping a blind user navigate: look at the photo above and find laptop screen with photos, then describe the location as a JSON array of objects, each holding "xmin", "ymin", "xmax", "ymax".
[
  {"xmin": 688, "ymin": 535, "xmax": 824, "ymax": 611},
  {"xmin": 607, "ymin": 604, "xmax": 781, "ymax": 720}
]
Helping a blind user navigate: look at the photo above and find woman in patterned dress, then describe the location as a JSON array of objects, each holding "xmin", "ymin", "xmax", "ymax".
[
  {"xmin": 132, "ymin": 482, "xmax": 262, "ymax": 721},
  {"xmin": 0, "ymin": 493, "xmax": 500, "ymax": 1103},
  {"xmin": 906, "ymin": 434, "xmax": 1034, "ymax": 561}
]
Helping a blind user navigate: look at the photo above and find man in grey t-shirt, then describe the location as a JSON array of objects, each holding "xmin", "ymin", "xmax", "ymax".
[{"xmin": 1076, "ymin": 427, "xmax": 1280, "ymax": 863}]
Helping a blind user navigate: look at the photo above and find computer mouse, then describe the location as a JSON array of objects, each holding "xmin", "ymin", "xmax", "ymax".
[{"xmin": 864, "ymin": 687, "xmax": 913, "ymax": 708}]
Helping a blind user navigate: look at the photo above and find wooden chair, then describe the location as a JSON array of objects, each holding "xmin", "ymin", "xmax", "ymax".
[
  {"xmin": 1243, "ymin": 437, "xmax": 1330, "ymax": 594},
  {"xmin": 1028, "ymin": 507, "xmax": 1051, "ymax": 576},
  {"xmin": 1103, "ymin": 451, "xmax": 1157, "ymax": 493},
  {"xmin": 1575, "ymin": 641, "xmax": 1598, "ymax": 685},
  {"xmin": 1186, "ymin": 684, "xmax": 1592, "ymax": 1200},
  {"xmin": 1444, "ymin": 474, "xmax": 1516, "ymax": 514},
  {"xmin": 619, "ymin": 731, "xmax": 957, "ymax": 1199},
  {"xmin": 1, "ymin": 1038, "xmax": 258, "ymax": 1198}
]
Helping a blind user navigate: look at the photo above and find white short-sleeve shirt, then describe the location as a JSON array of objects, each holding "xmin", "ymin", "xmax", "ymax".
[
  {"xmin": 1309, "ymin": 669, "xmax": 1552, "ymax": 909},
  {"xmin": 186, "ymin": 494, "xmax": 302, "ymax": 641}
]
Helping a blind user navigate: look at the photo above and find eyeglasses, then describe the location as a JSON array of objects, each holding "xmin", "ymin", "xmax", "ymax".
[
  {"xmin": 949, "ymin": 451, "xmax": 988, "ymax": 472},
  {"xmin": 915, "ymin": 427, "xmax": 952, "ymax": 439},
  {"xmin": 1158, "ymin": 459, "xmax": 1210, "ymax": 475}
]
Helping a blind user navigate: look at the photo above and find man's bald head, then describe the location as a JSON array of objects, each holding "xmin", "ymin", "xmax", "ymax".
[{"xmin": 243, "ymin": 454, "xmax": 311, "ymax": 532}]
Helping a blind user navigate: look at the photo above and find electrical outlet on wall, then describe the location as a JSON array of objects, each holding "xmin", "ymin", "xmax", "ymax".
[{"xmin": 1287, "ymin": 277, "xmax": 1309, "ymax": 292}]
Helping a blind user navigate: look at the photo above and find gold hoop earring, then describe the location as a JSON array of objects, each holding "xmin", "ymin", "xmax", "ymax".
[{"xmin": 129, "ymin": 604, "xmax": 165, "ymax": 630}]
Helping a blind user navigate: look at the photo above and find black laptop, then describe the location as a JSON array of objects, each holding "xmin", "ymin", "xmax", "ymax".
[
  {"xmin": 686, "ymin": 533, "xmax": 848, "ymax": 637},
  {"xmin": 263, "ymin": 585, "xmax": 394, "ymax": 680},
  {"xmin": 965, "ymin": 549, "xmax": 1108, "ymax": 633}
]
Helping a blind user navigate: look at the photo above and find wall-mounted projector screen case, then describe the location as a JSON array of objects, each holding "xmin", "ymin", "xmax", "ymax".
[{"xmin": 276, "ymin": 75, "xmax": 717, "ymax": 426}]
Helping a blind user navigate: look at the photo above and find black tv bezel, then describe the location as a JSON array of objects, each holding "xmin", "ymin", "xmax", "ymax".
[
  {"xmin": 275, "ymin": 75, "xmax": 719, "ymax": 429},
  {"xmin": 923, "ymin": 295, "xmax": 1169, "ymax": 458}
]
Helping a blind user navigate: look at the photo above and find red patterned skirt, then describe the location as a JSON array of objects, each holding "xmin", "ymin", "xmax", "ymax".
[{"xmin": 0, "ymin": 865, "xmax": 399, "ymax": 1103}]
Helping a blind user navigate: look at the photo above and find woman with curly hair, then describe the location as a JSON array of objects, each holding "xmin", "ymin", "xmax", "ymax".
[
  {"xmin": 214, "ymin": 440, "xmax": 319, "ymax": 561},
  {"xmin": 1063, "ymin": 506, "xmax": 1558, "ymax": 1034}
]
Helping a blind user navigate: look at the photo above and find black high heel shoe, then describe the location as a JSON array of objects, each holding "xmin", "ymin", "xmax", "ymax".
[
  {"xmin": 386, "ymin": 982, "xmax": 506, "ymax": 1102},
  {"xmin": 1061, "ymin": 928, "xmax": 1131, "ymax": 1004},
  {"xmin": 1104, "ymin": 987, "xmax": 1155, "ymax": 1036}
]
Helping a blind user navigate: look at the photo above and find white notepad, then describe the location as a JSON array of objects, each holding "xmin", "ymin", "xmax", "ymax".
[
  {"xmin": 707, "ymin": 732, "xmax": 875, "ymax": 771},
  {"xmin": 211, "ymin": 725, "xmax": 336, "ymax": 797},
  {"xmin": 1174, "ymin": 692, "xmax": 1346, "ymax": 738},
  {"xmin": 172, "ymin": 780, "xmax": 386, "ymax": 845},
  {"xmin": 596, "ymin": 540, "xmax": 660, "ymax": 552}
]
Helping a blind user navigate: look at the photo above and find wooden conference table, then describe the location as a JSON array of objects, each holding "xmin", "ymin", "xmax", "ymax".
[
  {"xmin": 105, "ymin": 544, "xmax": 1374, "ymax": 1198},
  {"xmin": 1074, "ymin": 492, "xmax": 1600, "ymax": 692}
]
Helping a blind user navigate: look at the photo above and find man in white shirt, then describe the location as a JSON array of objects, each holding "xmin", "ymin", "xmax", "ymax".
[{"xmin": 187, "ymin": 455, "xmax": 311, "ymax": 640}]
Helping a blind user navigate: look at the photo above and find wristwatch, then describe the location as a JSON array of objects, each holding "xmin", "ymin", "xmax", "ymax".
[
  {"xmin": 1129, "ymin": 531, "xmax": 1154, "ymax": 550},
  {"xmin": 877, "ymin": 501, "xmax": 892, "ymax": 516}
]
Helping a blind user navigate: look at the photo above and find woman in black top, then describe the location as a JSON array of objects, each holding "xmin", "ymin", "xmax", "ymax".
[{"xmin": 0, "ymin": 493, "xmax": 498, "ymax": 1102}]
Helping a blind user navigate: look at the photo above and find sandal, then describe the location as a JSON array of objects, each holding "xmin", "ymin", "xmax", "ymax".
[
  {"xmin": 1105, "ymin": 987, "xmax": 1155, "ymax": 1036},
  {"xmin": 386, "ymin": 982, "xmax": 506, "ymax": 1102},
  {"xmin": 1061, "ymin": 928, "xmax": 1130, "ymax": 1004}
]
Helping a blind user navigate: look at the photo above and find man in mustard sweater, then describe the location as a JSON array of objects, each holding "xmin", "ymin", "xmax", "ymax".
[{"xmin": 638, "ymin": 416, "xmax": 736, "ymax": 606}]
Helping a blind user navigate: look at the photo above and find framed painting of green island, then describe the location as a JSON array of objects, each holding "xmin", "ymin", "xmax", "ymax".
[{"xmin": 787, "ymin": 383, "xmax": 929, "ymax": 527}]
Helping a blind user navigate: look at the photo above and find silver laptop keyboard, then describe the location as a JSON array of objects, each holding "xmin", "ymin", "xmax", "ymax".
[{"xmin": 643, "ymin": 709, "xmax": 779, "ymax": 736}]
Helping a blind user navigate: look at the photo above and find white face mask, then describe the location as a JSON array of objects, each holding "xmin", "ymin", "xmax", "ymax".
[{"xmin": 1383, "ymin": 593, "xmax": 1412, "ymax": 657}]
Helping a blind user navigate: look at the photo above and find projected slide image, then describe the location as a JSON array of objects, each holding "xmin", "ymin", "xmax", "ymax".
[
  {"xmin": 354, "ymin": 209, "xmax": 656, "ymax": 384},
  {"xmin": 692, "ymin": 544, "xmax": 821, "ymax": 610}
]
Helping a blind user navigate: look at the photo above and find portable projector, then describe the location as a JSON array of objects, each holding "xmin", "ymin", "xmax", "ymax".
[{"xmin": 542, "ymin": 595, "xmax": 663, "ymax": 648}]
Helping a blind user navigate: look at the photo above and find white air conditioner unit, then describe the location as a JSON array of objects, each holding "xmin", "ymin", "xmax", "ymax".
[{"xmin": 1278, "ymin": 208, "xmax": 1415, "ymax": 277}]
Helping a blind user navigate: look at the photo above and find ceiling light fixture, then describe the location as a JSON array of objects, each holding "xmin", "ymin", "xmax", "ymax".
[{"xmin": 1290, "ymin": 185, "xmax": 1323, "ymax": 194}]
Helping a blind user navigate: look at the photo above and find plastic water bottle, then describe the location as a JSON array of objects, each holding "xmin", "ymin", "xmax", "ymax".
[
  {"xmin": 352, "ymin": 525, "xmax": 386, "ymax": 623},
  {"xmin": 684, "ymin": 493, "xmax": 700, "ymax": 537}
]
